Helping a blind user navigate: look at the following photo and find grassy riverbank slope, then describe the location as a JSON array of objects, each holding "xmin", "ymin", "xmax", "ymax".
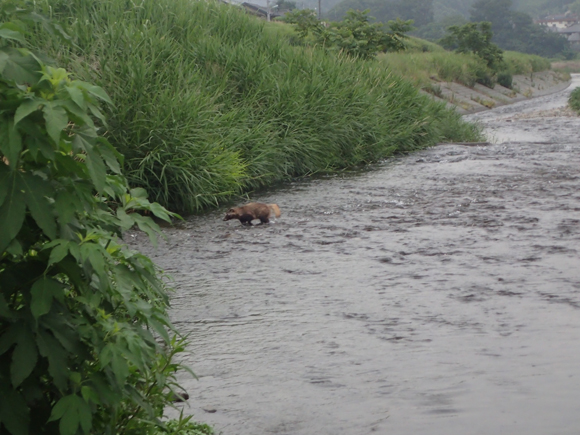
[
  {"xmin": 26, "ymin": 0, "xmax": 482, "ymax": 213},
  {"xmin": 381, "ymin": 44, "xmax": 552, "ymax": 89}
]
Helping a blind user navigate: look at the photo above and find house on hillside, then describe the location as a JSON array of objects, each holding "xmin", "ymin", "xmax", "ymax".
[
  {"xmin": 535, "ymin": 13, "xmax": 579, "ymax": 30},
  {"xmin": 241, "ymin": 2, "xmax": 282, "ymax": 20},
  {"xmin": 534, "ymin": 12, "xmax": 580, "ymax": 51},
  {"xmin": 558, "ymin": 22, "xmax": 580, "ymax": 50}
]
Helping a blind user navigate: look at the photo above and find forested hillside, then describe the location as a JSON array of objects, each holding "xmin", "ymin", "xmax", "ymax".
[
  {"xmin": 328, "ymin": 0, "xmax": 579, "ymax": 22},
  {"xmin": 326, "ymin": 0, "xmax": 572, "ymax": 58}
]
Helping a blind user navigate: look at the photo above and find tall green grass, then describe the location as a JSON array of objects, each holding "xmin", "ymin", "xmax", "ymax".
[
  {"xmin": 27, "ymin": 0, "xmax": 482, "ymax": 213},
  {"xmin": 503, "ymin": 51, "xmax": 551, "ymax": 75},
  {"xmin": 380, "ymin": 49, "xmax": 552, "ymax": 89},
  {"xmin": 569, "ymin": 87, "xmax": 580, "ymax": 114},
  {"xmin": 379, "ymin": 51, "xmax": 489, "ymax": 88}
]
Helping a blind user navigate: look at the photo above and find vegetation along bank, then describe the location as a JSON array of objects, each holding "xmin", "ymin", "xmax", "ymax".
[{"xmin": 24, "ymin": 0, "xmax": 482, "ymax": 214}]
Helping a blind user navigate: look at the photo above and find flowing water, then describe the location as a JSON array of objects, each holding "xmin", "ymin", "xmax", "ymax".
[{"xmin": 133, "ymin": 75, "xmax": 580, "ymax": 435}]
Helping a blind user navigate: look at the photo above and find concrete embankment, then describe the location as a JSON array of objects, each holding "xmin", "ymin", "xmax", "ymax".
[{"xmin": 425, "ymin": 70, "xmax": 571, "ymax": 114}]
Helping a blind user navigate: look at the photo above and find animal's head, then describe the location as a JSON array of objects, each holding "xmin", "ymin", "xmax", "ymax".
[{"xmin": 223, "ymin": 208, "xmax": 238, "ymax": 221}]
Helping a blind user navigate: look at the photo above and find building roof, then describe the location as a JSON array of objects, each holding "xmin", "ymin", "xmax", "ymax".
[
  {"xmin": 536, "ymin": 13, "xmax": 579, "ymax": 24},
  {"xmin": 559, "ymin": 23, "xmax": 580, "ymax": 34},
  {"xmin": 241, "ymin": 2, "xmax": 281, "ymax": 18}
]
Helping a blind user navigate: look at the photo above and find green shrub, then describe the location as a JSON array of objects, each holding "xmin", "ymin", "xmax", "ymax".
[
  {"xmin": 283, "ymin": 9, "xmax": 413, "ymax": 59},
  {"xmin": 569, "ymin": 87, "xmax": 580, "ymax": 114},
  {"xmin": 0, "ymin": 17, "xmax": 196, "ymax": 435},
  {"xmin": 496, "ymin": 70, "xmax": 513, "ymax": 89},
  {"xmin": 440, "ymin": 22, "xmax": 504, "ymax": 70}
]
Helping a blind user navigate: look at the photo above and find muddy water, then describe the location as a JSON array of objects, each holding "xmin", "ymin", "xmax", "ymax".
[{"xmin": 133, "ymin": 75, "xmax": 580, "ymax": 435}]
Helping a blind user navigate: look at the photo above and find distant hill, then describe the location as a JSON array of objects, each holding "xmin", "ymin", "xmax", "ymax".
[
  {"xmin": 326, "ymin": 0, "xmax": 575, "ymax": 22},
  {"xmin": 433, "ymin": 0, "xmax": 475, "ymax": 20},
  {"xmin": 326, "ymin": 0, "xmax": 434, "ymax": 25}
]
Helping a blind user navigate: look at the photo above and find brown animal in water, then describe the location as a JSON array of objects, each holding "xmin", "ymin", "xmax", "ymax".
[{"xmin": 223, "ymin": 202, "xmax": 281, "ymax": 225}]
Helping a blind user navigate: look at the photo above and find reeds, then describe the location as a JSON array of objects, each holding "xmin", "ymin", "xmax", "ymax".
[{"xmin": 28, "ymin": 0, "xmax": 482, "ymax": 213}]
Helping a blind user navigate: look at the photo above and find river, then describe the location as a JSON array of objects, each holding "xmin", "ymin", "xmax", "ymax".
[{"xmin": 133, "ymin": 74, "xmax": 580, "ymax": 435}]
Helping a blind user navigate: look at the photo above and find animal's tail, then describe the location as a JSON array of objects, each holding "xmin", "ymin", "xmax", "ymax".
[{"xmin": 268, "ymin": 204, "xmax": 281, "ymax": 218}]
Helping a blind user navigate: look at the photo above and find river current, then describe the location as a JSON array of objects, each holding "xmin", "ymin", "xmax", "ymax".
[{"xmin": 132, "ymin": 75, "xmax": 580, "ymax": 435}]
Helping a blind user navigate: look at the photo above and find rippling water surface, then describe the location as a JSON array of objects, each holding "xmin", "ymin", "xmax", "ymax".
[{"xmin": 132, "ymin": 75, "xmax": 580, "ymax": 435}]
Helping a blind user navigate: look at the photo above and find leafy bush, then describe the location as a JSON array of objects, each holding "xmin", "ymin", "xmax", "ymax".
[
  {"xmin": 496, "ymin": 70, "xmax": 513, "ymax": 89},
  {"xmin": 283, "ymin": 9, "xmax": 413, "ymax": 59},
  {"xmin": 0, "ymin": 16, "xmax": 195, "ymax": 435},
  {"xmin": 569, "ymin": 87, "xmax": 580, "ymax": 114}
]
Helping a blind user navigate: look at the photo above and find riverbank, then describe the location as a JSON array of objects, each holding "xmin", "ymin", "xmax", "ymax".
[
  {"xmin": 24, "ymin": 0, "xmax": 482, "ymax": 214},
  {"xmin": 425, "ymin": 70, "xmax": 571, "ymax": 114}
]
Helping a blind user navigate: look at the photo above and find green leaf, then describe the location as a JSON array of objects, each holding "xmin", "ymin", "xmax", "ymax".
[
  {"xmin": 80, "ymin": 386, "xmax": 100, "ymax": 405},
  {"xmin": 49, "ymin": 394, "xmax": 91, "ymax": 435},
  {"xmin": 11, "ymin": 328, "xmax": 38, "ymax": 388},
  {"xmin": 60, "ymin": 99, "xmax": 94, "ymax": 128},
  {"xmin": 130, "ymin": 187, "xmax": 149, "ymax": 199},
  {"xmin": 36, "ymin": 329, "xmax": 69, "ymax": 390},
  {"xmin": 97, "ymin": 138, "xmax": 121, "ymax": 173},
  {"xmin": 66, "ymin": 85, "xmax": 87, "ymax": 111},
  {"xmin": 0, "ymin": 23, "xmax": 26, "ymax": 43},
  {"xmin": 23, "ymin": 122, "xmax": 55, "ymax": 160},
  {"xmin": 149, "ymin": 202, "xmax": 173, "ymax": 222},
  {"xmin": 0, "ymin": 117, "xmax": 23, "ymax": 169},
  {"xmin": 0, "ymin": 293, "xmax": 11, "ymax": 318},
  {"xmin": 80, "ymin": 243, "xmax": 106, "ymax": 276},
  {"xmin": 47, "ymin": 240, "xmax": 70, "ymax": 266},
  {"xmin": 73, "ymin": 130, "xmax": 106, "ymax": 192},
  {"xmin": 111, "ymin": 352, "xmax": 130, "ymax": 385},
  {"xmin": 0, "ymin": 47, "xmax": 42, "ymax": 85},
  {"xmin": 83, "ymin": 84, "xmax": 113, "ymax": 105},
  {"xmin": 133, "ymin": 214, "xmax": 159, "ymax": 247},
  {"xmin": 42, "ymin": 102, "xmax": 68, "ymax": 146},
  {"xmin": 77, "ymin": 398, "xmax": 92, "ymax": 434},
  {"xmin": 0, "ymin": 163, "xmax": 10, "ymax": 208},
  {"xmin": 0, "ymin": 172, "xmax": 26, "ymax": 254},
  {"xmin": 6, "ymin": 238, "xmax": 23, "ymax": 256},
  {"xmin": 0, "ymin": 51, "xmax": 8, "ymax": 74},
  {"xmin": 14, "ymin": 98, "xmax": 42, "ymax": 125},
  {"xmin": 149, "ymin": 318, "xmax": 170, "ymax": 344},
  {"xmin": 0, "ymin": 324, "xmax": 18, "ymax": 355},
  {"xmin": 0, "ymin": 390, "xmax": 30, "ymax": 435},
  {"xmin": 0, "ymin": 28, "xmax": 25, "ymax": 43},
  {"xmin": 20, "ymin": 172, "xmax": 56, "ymax": 240},
  {"xmin": 54, "ymin": 190, "xmax": 79, "ymax": 226},
  {"xmin": 116, "ymin": 208, "xmax": 135, "ymax": 231},
  {"xmin": 49, "ymin": 395, "xmax": 76, "ymax": 421},
  {"xmin": 30, "ymin": 277, "xmax": 63, "ymax": 319}
]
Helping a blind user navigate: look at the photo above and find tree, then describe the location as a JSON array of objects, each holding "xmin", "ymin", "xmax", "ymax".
[
  {"xmin": 570, "ymin": 1, "xmax": 580, "ymax": 15},
  {"xmin": 284, "ymin": 8, "xmax": 413, "ymax": 59},
  {"xmin": 440, "ymin": 21, "xmax": 504, "ymax": 69},
  {"xmin": 282, "ymin": 8, "xmax": 325, "ymax": 39},
  {"xmin": 469, "ymin": 0, "xmax": 571, "ymax": 57}
]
